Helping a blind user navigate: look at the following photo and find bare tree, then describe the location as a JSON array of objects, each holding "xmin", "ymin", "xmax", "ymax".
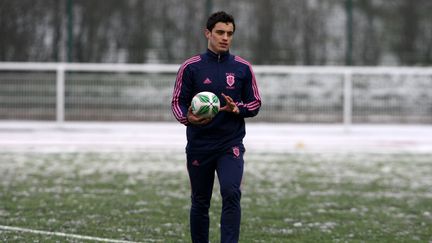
[{"xmin": 1, "ymin": 0, "xmax": 432, "ymax": 65}]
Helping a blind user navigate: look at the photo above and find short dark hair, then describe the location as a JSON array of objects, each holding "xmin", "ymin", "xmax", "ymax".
[{"xmin": 206, "ymin": 11, "xmax": 235, "ymax": 32}]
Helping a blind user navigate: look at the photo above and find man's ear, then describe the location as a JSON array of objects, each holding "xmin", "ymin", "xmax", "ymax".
[{"xmin": 204, "ymin": 29, "xmax": 211, "ymax": 39}]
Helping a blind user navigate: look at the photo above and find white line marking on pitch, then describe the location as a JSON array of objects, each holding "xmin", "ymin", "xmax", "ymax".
[{"xmin": 0, "ymin": 225, "xmax": 160, "ymax": 243}]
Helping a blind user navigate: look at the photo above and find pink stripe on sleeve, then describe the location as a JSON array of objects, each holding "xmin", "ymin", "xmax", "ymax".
[
  {"xmin": 234, "ymin": 56, "xmax": 261, "ymax": 111},
  {"xmin": 172, "ymin": 56, "xmax": 201, "ymax": 123},
  {"xmin": 234, "ymin": 56, "xmax": 261, "ymax": 101}
]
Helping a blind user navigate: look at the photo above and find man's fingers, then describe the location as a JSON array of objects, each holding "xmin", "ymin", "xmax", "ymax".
[
  {"xmin": 222, "ymin": 93, "xmax": 234, "ymax": 105},
  {"xmin": 225, "ymin": 96, "xmax": 233, "ymax": 103},
  {"xmin": 220, "ymin": 93, "xmax": 239, "ymax": 114},
  {"xmin": 187, "ymin": 106, "xmax": 212, "ymax": 124}
]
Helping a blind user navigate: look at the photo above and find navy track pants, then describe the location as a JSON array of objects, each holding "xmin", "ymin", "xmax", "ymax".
[{"xmin": 186, "ymin": 146, "xmax": 244, "ymax": 243}]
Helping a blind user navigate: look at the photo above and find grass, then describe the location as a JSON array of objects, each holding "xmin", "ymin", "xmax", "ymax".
[{"xmin": 0, "ymin": 152, "xmax": 431, "ymax": 242}]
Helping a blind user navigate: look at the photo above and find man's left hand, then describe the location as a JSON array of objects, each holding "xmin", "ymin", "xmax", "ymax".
[{"xmin": 220, "ymin": 93, "xmax": 240, "ymax": 114}]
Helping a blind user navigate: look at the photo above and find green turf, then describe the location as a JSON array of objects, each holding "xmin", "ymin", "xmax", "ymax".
[{"xmin": 0, "ymin": 152, "xmax": 431, "ymax": 242}]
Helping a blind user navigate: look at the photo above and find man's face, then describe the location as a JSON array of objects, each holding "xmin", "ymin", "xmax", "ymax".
[{"xmin": 206, "ymin": 22, "xmax": 234, "ymax": 54}]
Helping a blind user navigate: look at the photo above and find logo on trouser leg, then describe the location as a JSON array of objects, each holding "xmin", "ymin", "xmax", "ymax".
[
  {"xmin": 192, "ymin": 160, "xmax": 200, "ymax": 166},
  {"xmin": 232, "ymin": 146, "xmax": 240, "ymax": 158}
]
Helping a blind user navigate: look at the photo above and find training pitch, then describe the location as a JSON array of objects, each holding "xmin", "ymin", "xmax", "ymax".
[{"xmin": 1, "ymin": 151, "xmax": 431, "ymax": 242}]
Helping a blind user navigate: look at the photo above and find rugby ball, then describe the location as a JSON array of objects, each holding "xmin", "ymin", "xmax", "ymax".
[{"xmin": 191, "ymin": 91, "xmax": 220, "ymax": 119}]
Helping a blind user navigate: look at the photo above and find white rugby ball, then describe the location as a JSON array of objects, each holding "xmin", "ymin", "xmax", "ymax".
[{"xmin": 191, "ymin": 91, "xmax": 220, "ymax": 119}]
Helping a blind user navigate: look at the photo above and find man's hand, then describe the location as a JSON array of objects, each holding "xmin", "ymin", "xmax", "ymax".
[
  {"xmin": 187, "ymin": 106, "xmax": 211, "ymax": 125},
  {"xmin": 220, "ymin": 93, "xmax": 240, "ymax": 114}
]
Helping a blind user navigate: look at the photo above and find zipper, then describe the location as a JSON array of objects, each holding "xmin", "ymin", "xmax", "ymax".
[{"xmin": 217, "ymin": 54, "xmax": 221, "ymax": 96}]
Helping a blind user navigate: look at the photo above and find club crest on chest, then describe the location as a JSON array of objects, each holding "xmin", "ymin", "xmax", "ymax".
[{"xmin": 226, "ymin": 73, "xmax": 235, "ymax": 89}]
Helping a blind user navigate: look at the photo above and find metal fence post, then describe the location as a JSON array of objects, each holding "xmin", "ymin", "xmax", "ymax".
[
  {"xmin": 56, "ymin": 65, "xmax": 65, "ymax": 125},
  {"xmin": 343, "ymin": 70, "xmax": 352, "ymax": 132}
]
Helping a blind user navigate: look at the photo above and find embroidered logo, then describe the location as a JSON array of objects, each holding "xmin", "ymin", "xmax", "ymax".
[
  {"xmin": 192, "ymin": 160, "xmax": 200, "ymax": 166},
  {"xmin": 232, "ymin": 146, "xmax": 240, "ymax": 158},
  {"xmin": 203, "ymin": 78, "xmax": 212, "ymax": 84},
  {"xmin": 226, "ymin": 73, "xmax": 235, "ymax": 87}
]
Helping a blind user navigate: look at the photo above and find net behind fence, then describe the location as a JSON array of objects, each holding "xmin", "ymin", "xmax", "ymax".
[
  {"xmin": 352, "ymin": 74, "xmax": 432, "ymax": 123},
  {"xmin": 1, "ymin": 64, "xmax": 431, "ymax": 124},
  {"xmin": 65, "ymin": 72, "xmax": 174, "ymax": 121},
  {"xmin": 0, "ymin": 71, "xmax": 56, "ymax": 120}
]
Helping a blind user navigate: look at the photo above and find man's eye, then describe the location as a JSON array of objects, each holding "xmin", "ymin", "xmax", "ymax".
[{"xmin": 215, "ymin": 30, "xmax": 233, "ymax": 37}]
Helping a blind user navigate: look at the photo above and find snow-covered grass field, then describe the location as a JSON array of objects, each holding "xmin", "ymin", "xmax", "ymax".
[
  {"xmin": 0, "ymin": 122, "xmax": 432, "ymax": 242},
  {"xmin": 1, "ymin": 151, "xmax": 431, "ymax": 242}
]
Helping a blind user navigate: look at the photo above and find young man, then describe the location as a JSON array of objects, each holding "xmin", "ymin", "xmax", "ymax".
[{"xmin": 171, "ymin": 11, "xmax": 261, "ymax": 243}]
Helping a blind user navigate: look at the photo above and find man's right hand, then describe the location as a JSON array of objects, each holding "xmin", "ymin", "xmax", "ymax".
[{"xmin": 187, "ymin": 106, "xmax": 211, "ymax": 125}]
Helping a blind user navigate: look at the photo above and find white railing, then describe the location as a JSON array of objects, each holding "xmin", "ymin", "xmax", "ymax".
[
  {"xmin": 0, "ymin": 62, "xmax": 179, "ymax": 125},
  {"xmin": 1, "ymin": 62, "xmax": 432, "ymax": 129},
  {"xmin": 253, "ymin": 65, "xmax": 432, "ymax": 130}
]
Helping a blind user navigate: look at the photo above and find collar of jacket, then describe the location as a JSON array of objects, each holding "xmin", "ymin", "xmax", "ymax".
[{"xmin": 206, "ymin": 49, "xmax": 230, "ymax": 62}]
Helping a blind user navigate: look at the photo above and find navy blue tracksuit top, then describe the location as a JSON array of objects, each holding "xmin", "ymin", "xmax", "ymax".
[{"xmin": 172, "ymin": 49, "xmax": 261, "ymax": 154}]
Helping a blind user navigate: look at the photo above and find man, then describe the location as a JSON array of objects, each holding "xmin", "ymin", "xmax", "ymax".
[{"xmin": 171, "ymin": 11, "xmax": 261, "ymax": 243}]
